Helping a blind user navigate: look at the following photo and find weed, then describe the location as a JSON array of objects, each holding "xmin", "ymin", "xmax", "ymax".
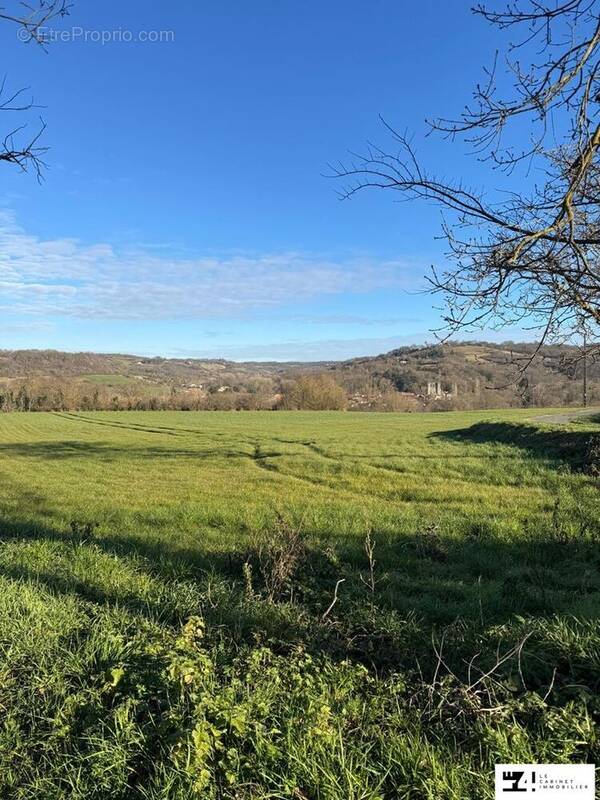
[
  {"xmin": 583, "ymin": 434, "xmax": 600, "ymax": 476},
  {"xmin": 415, "ymin": 522, "xmax": 448, "ymax": 562},
  {"xmin": 256, "ymin": 513, "xmax": 307, "ymax": 602},
  {"xmin": 69, "ymin": 519, "xmax": 99, "ymax": 544},
  {"xmin": 242, "ymin": 559, "xmax": 254, "ymax": 598},
  {"xmin": 359, "ymin": 528, "xmax": 379, "ymax": 594}
]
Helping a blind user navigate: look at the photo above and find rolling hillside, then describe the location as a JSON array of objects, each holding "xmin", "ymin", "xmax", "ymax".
[
  {"xmin": 0, "ymin": 341, "xmax": 594, "ymax": 409},
  {"xmin": 329, "ymin": 341, "xmax": 596, "ymax": 407},
  {"xmin": 0, "ymin": 349, "xmax": 324, "ymax": 386}
]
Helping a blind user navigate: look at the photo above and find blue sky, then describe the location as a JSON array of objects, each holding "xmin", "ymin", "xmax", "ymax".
[{"xmin": 0, "ymin": 1, "xmax": 528, "ymax": 360}]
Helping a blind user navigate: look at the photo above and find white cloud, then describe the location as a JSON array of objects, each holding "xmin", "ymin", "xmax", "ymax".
[
  {"xmin": 0, "ymin": 212, "xmax": 425, "ymax": 321},
  {"xmin": 167, "ymin": 328, "xmax": 541, "ymax": 362},
  {"xmin": 288, "ymin": 314, "xmax": 423, "ymax": 326},
  {"xmin": 0, "ymin": 321, "xmax": 54, "ymax": 333},
  {"xmin": 170, "ymin": 334, "xmax": 431, "ymax": 361}
]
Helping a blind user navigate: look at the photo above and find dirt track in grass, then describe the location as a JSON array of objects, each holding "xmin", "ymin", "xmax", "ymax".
[{"xmin": 530, "ymin": 407, "xmax": 600, "ymax": 424}]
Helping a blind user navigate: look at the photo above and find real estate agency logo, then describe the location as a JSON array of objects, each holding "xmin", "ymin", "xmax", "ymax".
[{"xmin": 495, "ymin": 765, "xmax": 595, "ymax": 799}]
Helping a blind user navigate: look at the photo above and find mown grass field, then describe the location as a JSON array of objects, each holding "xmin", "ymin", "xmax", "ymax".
[{"xmin": 0, "ymin": 408, "xmax": 599, "ymax": 798}]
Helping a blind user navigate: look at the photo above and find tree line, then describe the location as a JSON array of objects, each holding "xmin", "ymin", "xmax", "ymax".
[{"xmin": 0, "ymin": 366, "xmax": 595, "ymax": 413}]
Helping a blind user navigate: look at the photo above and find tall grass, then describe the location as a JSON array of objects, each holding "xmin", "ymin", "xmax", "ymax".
[{"xmin": 0, "ymin": 409, "xmax": 597, "ymax": 797}]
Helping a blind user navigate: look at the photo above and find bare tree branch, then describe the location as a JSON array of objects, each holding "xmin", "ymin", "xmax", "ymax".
[
  {"xmin": 0, "ymin": 0, "xmax": 70, "ymax": 46},
  {"xmin": 331, "ymin": 0, "xmax": 600, "ymax": 369},
  {"xmin": 0, "ymin": 1, "xmax": 71, "ymax": 178}
]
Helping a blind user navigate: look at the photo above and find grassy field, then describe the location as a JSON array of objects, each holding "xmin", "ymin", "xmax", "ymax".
[{"xmin": 0, "ymin": 408, "xmax": 598, "ymax": 798}]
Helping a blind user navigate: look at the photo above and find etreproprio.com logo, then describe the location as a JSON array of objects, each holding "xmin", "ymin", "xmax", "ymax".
[{"xmin": 18, "ymin": 27, "xmax": 175, "ymax": 44}]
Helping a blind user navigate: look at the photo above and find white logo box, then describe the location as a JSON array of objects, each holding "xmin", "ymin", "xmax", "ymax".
[{"xmin": 495, "ymin": 764, "xmax": 595, "ymax": 798}]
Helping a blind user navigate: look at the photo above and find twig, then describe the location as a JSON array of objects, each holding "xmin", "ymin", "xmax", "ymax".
[
  {"xmin": 321, "ymin": 578, "xmax": 345, "ymax": 620},
  {"xmin": 467, "ymin": 632, "xmax": 533, "ymax": 691},
  {"xmin": 542, "ymin": 667, "xmax": 558, "ymax": 702},
  {"xmin": 359, "ymin": 527, "xmax": 377, "ymax": 593}
]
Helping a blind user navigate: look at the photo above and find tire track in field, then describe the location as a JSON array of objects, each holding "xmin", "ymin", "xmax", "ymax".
[
  {"xmin": 252, "ymin": 447, "xmax": 410, "ymax": 500},
  {"xmin": 55, "ymin": 414, "xmax": 331, "ymax": 466},
  {"xmin": 53, "ymin": 412, "xmax": 295, "ymax": 465},
  {"xmin": 53, "ymin": 412, "xmax": 185, "ymax": 437},
  {"xmin": 53, "ymin": 416, "xmax": 521, "ymax": 496},
  {"xmin": 273, "ymin": 438, "xmax": 344, "ymax": 462},
  {"xmin": 251, "ymin": 455, "xmax": 330, "ymax": 488},
  {"xmin": 53, "ymin": 412, "xmax": 259, "ymax": 450},
  {"xmin": 54, "ymin": 412, "xmax": 273, "ymax": 444},
  {"xmin": 250, "ymin": 454, "xmax": 480, "ymax": 505},
  {"xmin": 272, "ymin": 436, "xmax": 426, "ymax": 487},
  {"xmin": 274, "ymin": 436, "xmax": 524, "ymax": 466},
  {"xmin": 530, "ymin": 408, "xmax": 600, "ymax": 424},
  {"xmin": 50, "ymin": 415, "xmax": 515, "ymax": 503},
  {"xmin": 54, "ymin": 410, "xmax": 232, "ymax": 439},
  {"xmin": 268, "ymin": 436, "xmax": 529, "ymax": 500}
]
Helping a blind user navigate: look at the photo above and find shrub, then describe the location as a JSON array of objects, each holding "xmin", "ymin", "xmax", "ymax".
[
  {"xmin": 280, "ymin": 374, "xmax": 347, "ymax": 410},
  {"xmin": 256, "ymin": 514, "xmax": 307, "ymax": 602}
]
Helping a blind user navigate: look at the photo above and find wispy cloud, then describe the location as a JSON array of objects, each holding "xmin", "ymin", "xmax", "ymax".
[
  {"xmin": 289, "ymin": 314, "xmax": 423, "ymax": 326},
  {"xmin": 0, "ymin": 212, "xmax": 425, "ymax": 321},
  {"xmin": 167, "ymin": 328, "xmax": 541, "ymax": 362},
  {"xmin": 0, "ymin": 321, "xmax": 55, "ymax": 333},
  {"xmin": 169, "ymin": 334, "xmax": 432, "ymax": 362}
]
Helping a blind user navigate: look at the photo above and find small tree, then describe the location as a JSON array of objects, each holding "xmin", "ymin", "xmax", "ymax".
[{"xmin": 281, "ymin": 374, "xmax": 347, "ymax": 410}]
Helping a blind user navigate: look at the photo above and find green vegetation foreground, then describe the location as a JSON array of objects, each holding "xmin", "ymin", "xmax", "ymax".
[{"xmin": 0, "ymin": 409, "xmax": 599, "ymax": 798}]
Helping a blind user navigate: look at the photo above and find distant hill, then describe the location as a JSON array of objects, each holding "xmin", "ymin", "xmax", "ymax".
[
  {"xmin": 0, "ymin": 349, "xmax": 326, "ymax": 385},
  {"xmin": 0, "ymin": 342, "xmax": 594, "ymax": 410},
  {"xmin": 327, "ymin": 341, "xmax": 596, "ymax": 408}
]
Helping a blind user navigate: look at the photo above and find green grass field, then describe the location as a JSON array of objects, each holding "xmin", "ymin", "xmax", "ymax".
[
  {"xmin": 81, "ymin": 374, "xmax": 137, "ymax": 386},
  {"xmin": 0, "ymin": 409, "xmax": 599, "ymax": 798}
]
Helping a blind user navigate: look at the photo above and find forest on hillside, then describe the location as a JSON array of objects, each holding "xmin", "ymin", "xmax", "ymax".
[{"xmin": 0, "ymin": 342, "xmax": 595, "ymax": 412}]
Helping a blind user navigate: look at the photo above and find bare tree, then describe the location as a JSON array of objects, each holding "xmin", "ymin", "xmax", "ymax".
[
  {"xmin": 332, "ymin": 1, "xmax": 600, "ymax": 367},
  {"xmin": 0, "ymin": 1, "xmax": 70, "ymax": 178}
]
